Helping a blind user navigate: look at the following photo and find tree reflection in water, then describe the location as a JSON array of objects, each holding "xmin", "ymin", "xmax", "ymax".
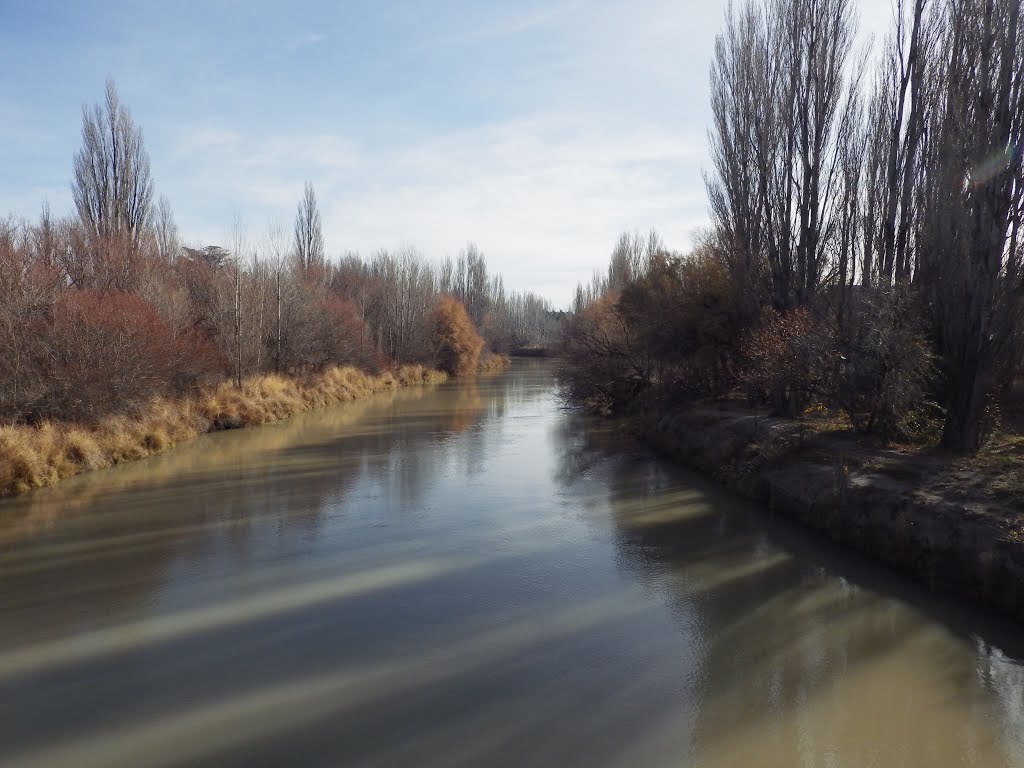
[{"xmin": 552, "ymin": 406, "xmax": 1024, "ymax": 767}]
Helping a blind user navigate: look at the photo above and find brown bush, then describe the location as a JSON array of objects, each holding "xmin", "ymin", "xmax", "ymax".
[
  {"xmin": 317, "ymin": 296, "xmax": 384, "ymax": 373},
  {"xmin": 39, "ymin": 291, "xmax": 179, "ymax": 420},
  {"xmin": 478, "ymin": 353, "xmax": 510, "ymax": 373},
  {"xmin": 559, "ymin": 293, "xmax": 642, "ymax": 415},
  {"xmin": 32, "ymin": 290, "xmax": 220, "ymax": 422},
  {"xmin": 618, "ymin": 249, "xmax": 743, "ymax": 398},
  {"xmin": 561, "ymin": 248, "xmax": 745, "ymax": 414},
  {"xmin": 430, "ymin": 296, "xmax": 484, "ymax": 375},
  {"xmin": 740, "ymin": 296, "xmax": 936, "ymax": 438},
  {"xmin": 739, "ymin": 308, "xmax": 829, "ymax": 415},
  {"xmin": 833, "ymin": 290, "xmax": 937, "ymax": 439}
]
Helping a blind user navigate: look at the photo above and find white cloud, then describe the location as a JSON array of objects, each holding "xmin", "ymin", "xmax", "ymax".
[
  {"xmin": 286, "ymin": 32, "xmax": 327, "ymax": 52},
  {"xmin": 176, "ymin": 127, "xmax": 241, "ymax": 153},
  {"xmin": 165, "ymin": 109, "xmax": 707, "ymax": 307},
  {"xmin": 0, "ymin": 0, "xmax": 917, "ymax": 308}
]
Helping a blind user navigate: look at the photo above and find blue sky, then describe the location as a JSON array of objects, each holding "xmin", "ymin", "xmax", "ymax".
[{"xmin": 0, "ymin": 0, "xmax": 891, "ymax": 307}]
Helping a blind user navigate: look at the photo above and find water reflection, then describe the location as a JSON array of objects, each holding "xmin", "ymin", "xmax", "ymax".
[
  {"xmin": 555, "ymin": 412, "xmax": 1024, "ymax": 767},
  {"xmin": 0, "ymin": 361, "xmax": 1022, "ymax": 767}
]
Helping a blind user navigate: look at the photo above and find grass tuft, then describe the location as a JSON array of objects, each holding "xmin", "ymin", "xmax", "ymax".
[
  {"xmin": 0, "ymin": 364, "xmax": 447, "ymax": 497},
  {"xmin": 478, "ymin": 353, "xmax": 511, "ymax": 373}
]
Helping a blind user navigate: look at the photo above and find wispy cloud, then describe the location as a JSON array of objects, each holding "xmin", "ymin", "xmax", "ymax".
[
  {"xmin": 328, "ymin": 114, "xmax": 706, "ymax": 305},
  {"xmin": 168, "ymin": 109, "xmax": 704, "ymax": 305},
  {"xmin": 432, "ymin": 0, "xmax": 587, "ymax": 46},
  {"xmin": 286, "ymin": 31, "xmax": 326, "ymax": 52},
  {"xmin": 176, "ymin": 127, "xmax": 241, "ymax": 153},
  {"xmin": 1, "ymin": 0, "xmax": 898, "ymax": 304}
]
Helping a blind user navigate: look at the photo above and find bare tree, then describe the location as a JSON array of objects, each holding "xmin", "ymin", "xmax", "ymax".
[
  {"xmin": 71, "ymin": 79, "xmax": 154, "ymax": 250},
  {"xmin": 863, "ymin": 0, "xmax": 938, "ymax": 286},
  {"xmin": 607, "ymin": 230, "xmax": 662, "ymax": 293},
  {"xmin": 781, "ymin": 0, "xmax": 857, "ymax": 307},
  {"xmin": 153, "ymin": 195, "xmax": 180, "ymax": 262},
  {"xmin": 709, "ymin": 0, "xmax": 857, "ymax": 313},
  {"xmin": 707, "ymin": 1, "xmax": 769, "ymax": 323},
  {"xmin": 920, "ymin": 0, "xmax": 1024, "ymax": 451},
  {"xmin": 262, "ymin": 222, "xmax": 290, "ymax": 373},
  {"xmin": 231, "ymin": 218, "xmax": 248, "ymax": 388},
  {"xmin": 294, "ymin": 181, "xmax": 324, "ymax": 276},
  {"xmin": 367, "ymin": 247, "xmax": 437, "ymax": 362},
  {"xmin": 708, "ymin": 0, "xmax": 859, "ymax": 415}
]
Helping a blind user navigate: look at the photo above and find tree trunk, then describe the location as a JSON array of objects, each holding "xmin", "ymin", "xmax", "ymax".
[
  {"xmin": 771, "ymin": 383, "xmax": 803, "ymax": 418},
  {"xmin": 941, "ymin": 367, "xmax": 988, "ymax": 452},
  {"xmin": 234, "ymin": 264, "xmax": 242, "ymax": 389},
  {"xmin": 275, "ymin": 269, "xmax": 282, "ymax": 374}
]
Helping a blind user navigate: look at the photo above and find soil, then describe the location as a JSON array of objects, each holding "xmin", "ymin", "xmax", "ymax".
[{"xmin": 645, "ymin": 406, "xmax": 1024, "ymax": 622}]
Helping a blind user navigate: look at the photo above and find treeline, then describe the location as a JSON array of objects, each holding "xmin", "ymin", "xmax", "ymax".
[
  {"xmin": 563, "ymin": 0, "xmax": 1024, "ymax": 453},
  {"xmin": 0, "ymin": 80, "xmax": 557, "ymax": 426}
]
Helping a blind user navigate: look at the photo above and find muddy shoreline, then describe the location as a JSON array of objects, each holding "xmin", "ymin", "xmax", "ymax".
[{"xmin": 646, "ymin": 407, "xmax": 1024, "ymax": 622}]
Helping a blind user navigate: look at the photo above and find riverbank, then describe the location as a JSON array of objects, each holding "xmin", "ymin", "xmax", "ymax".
[
  {"xmin": 508, "ymin": 346, "xmax": 553, "ymax": 358},
  {"xmin": 0, "ymin": 365, "xmax": 447, "ymax": 497},
  {"xmin": 478, "ymin": 352, "xmax": 512, "ymax": 372},
  {"xmin": 646, "ymin": 405, "xmax": 1024, "ymax": 622}
]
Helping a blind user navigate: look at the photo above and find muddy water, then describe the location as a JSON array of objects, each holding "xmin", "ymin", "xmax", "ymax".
[{"xmin": 1, "ymin": 360, "xmax": 1023, "ymax": 767}]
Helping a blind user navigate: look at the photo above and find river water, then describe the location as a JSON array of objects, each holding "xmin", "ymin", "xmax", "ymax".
[{"xmin": 1, "ymin": 360, "xmax": 1023, "ymax": 767}]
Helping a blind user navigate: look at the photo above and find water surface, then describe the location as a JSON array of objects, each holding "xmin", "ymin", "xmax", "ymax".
[{"xmin": 2, "ymin": 361, "xmax": 1023, "ymax": 767}]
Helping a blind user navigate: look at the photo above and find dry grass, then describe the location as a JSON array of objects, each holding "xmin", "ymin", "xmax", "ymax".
[
  {"xmin": 477, "ymin": 353, "xmax": 511, "ymax": 373},
  {"xmin": 943, "ymin": 432, "xmax": 1024, "ymax": 503},
  {"xmin": 0, "ymin": 364, "xmax": 446, "ymax": 497}
]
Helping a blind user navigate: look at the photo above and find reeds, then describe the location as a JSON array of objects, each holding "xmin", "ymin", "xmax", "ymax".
[
  {"xmin": 477, "ymin": 353, "xmax": 511, "ymax": 373},
  {"xmin": 0, "ymin": 365, "xmax": 446, "ymax": 496}
]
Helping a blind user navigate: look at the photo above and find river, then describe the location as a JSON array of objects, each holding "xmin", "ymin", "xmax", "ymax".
[{"xmin": 1, "ymin": 360, "xmax": 1023, "ymax": 767}]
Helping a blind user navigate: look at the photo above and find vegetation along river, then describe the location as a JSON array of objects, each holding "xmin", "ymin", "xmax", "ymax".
[{"xmin": 2, "ymin": 360, "xmax": 1023, "ymax": 767}]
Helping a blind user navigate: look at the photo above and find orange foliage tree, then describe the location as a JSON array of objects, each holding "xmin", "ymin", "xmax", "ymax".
[{"xmin": 430, "ymin": 296, "xmax": 484, "ymax": 375}]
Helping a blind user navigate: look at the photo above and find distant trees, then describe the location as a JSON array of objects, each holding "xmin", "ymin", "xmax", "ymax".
[
  {"xmin": 0, "ymin": 207, "xmax": 513, "ymax": 426},
  {"xmin": 0, "ymin": 82, "xmax": 554, "ymax": 427},
  {"xmin": 437, "ymin": 242, "xmax": 559, "ymax": 352},
  {"xmin": 439, "ymin": 243, "xmax": 489, "ymax": 327}
]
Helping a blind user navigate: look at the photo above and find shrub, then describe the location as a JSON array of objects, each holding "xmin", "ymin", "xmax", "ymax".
[
  {"xmin": 833, "ymin": 289, "xmax": 937, "ymax": 439},
  {"xmin": 559, "ymin": 293, "xmax": 643, "ymax": 414},
  {"xmin": 561, "ymin": 249, "xmax": 745, "ymax": 414},
  {"xmin": 739, "ymin": 308, "xmax": 829, "ymax": 414},
  {"xmin": 39, "ymin": 291, "xmax": 181, "ymax": 421},
  {"xmin": 618, "ymin": 249, "xmax": 743, "ymax": 399},
  {"xmin": 740, "ymin": 293, "xmax": 936, "ymax": 439},
  {"xmin": 318, "ymin": 296, "xmax": 384, "ymax": 373},
  {"xmin": 430, "ymin": 296, "xmax": 484, "ymax": 375},
  {"xmin": 478, "ymin": 353, "xmax": 510, "ymax": 372}
]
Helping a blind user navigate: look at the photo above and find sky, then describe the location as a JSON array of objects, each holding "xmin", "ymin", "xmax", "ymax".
[{"xmin": 0, "ymin": 0, "xmax": 893, "ymax": 308}]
